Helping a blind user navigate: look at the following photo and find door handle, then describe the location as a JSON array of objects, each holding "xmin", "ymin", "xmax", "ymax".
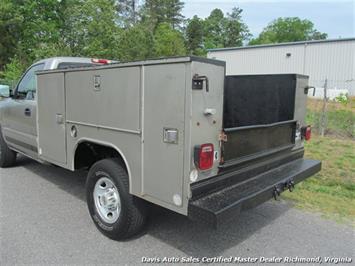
[{"xmin": 24, "ymin": 108, "xmax": 31, "ymax": 116}]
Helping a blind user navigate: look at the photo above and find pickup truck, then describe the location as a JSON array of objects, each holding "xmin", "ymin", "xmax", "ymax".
[{"xmin": 0, "ymin": 56, "xmax": 321, "ymax": 240}]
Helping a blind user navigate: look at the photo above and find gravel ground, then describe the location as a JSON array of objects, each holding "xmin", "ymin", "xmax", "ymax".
[{"xmin": 1, "ymin": 156, "xmax": 354, "ymax": 265}]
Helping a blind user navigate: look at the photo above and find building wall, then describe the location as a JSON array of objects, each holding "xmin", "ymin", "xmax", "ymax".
[{"xmin": 207, "ymin": 39, "xmax": 355, "ymax": 95}]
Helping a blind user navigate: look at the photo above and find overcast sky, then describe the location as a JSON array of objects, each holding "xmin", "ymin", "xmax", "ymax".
[{"xmin": 183, "ymin": 0, "xmax": 354, "ymax": 39}]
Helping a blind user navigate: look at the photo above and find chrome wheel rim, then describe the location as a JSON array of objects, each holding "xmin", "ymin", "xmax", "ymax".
[{"xmin": 93, "ymin": 177, "xmax": 121, "ymax": 224}]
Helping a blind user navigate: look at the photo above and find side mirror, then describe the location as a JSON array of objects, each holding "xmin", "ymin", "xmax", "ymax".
[{"xmin": 0, "ymin": 85, "xmax": 10, "ymax": 98}]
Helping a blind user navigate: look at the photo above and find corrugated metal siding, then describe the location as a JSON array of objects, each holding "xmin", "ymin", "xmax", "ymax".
[
  {"xmin": 208, "ymin": 39, "xmax": 355, "ymax": 95},
  {"xmin": 304, "ymin": 41, "xmax": 354, "ymax": 92}
]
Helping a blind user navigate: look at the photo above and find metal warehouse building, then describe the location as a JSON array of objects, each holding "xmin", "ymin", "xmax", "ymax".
[{"xmin": 207, "ymin": 38, "xmax": 355, "ymax": 96}]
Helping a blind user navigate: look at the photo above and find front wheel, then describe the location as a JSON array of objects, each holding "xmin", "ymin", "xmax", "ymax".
[{"xmin": 86, "ymin": 158, "xmax": 147, "ymax": 240}]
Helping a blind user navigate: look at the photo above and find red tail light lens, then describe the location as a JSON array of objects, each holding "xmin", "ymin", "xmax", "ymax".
[
  {"xmin": 305, "ymin": 126, "xmax": 311, "ymax": 141},
  {"xmin": 91, "ymin": 58, "xmax": 111, "ymax": 64},
  {"xmin": 302, "ymin": 126, "xmax": 311, "ymax": 141},
  {"xmin": 194, "ymin": 143, "xmax": 214, "ymax": 170}
]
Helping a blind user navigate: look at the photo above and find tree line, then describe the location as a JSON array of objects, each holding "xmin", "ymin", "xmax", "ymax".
[{"xmin": 0, "ymin": 0, "xmax": 327, "ymax": 80}]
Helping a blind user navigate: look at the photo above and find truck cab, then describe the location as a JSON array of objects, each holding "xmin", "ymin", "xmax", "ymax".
[{"xmin": 0, "ymin": 57, "xmax": 110, "ymax": 159}]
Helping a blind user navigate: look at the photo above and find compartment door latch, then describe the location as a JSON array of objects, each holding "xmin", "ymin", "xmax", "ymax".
[
  {"xmin": 93, "ymin": 75, "xmax": 101, "ymax": 91},
  {"xmin": 192, "ymin": 74, "xmax": 209, "ymax": 92},
  {"xmin": 163, "ymin": 128, "xmax": 178, "ymax": 144}
]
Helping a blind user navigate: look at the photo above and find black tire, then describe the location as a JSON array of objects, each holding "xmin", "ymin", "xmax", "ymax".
[
  {"xmin": 0, "ymin": 129, "xmax": 17, "ymax": 168},
  {"xmin": 86, "ymin": 158, "xmax": 147, "ymax": 240}
]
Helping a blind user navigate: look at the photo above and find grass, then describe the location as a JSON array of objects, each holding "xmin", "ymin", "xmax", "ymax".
[
  {"xmin": 284, "ymin": 135, "xmax": 355, "ymax": 224},
  {"xmin": 284, "ymin": 97, "xmax": 354, "ymax": 223}
]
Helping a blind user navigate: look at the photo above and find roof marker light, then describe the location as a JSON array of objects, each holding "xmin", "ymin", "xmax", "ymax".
[{"xmin": 91, "ymin": 58, "xmax": 112, "ymax": 64}]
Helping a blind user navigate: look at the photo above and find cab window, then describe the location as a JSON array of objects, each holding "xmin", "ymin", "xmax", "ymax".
[
  {"xmin": 57, "ymin": 62, "xmax": 94, "ymax": 69},
  {"xmin": 16, "ymin": 63, "xmax": 45, "ymax": 100}
]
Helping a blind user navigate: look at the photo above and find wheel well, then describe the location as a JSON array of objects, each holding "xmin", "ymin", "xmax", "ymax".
[{"xmin": 74, "ymin": 141, "xmax": 126, "ymax": 171}]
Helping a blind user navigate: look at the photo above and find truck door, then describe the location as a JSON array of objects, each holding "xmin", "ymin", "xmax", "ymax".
[{"xmin": 1, "ymin": 63, "xmax": 45, "ymax": 157}]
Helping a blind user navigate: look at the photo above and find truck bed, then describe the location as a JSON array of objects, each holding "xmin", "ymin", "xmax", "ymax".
[{"xmin": 187, "ymin": 74, "xmax": 321, "ymax": 226}]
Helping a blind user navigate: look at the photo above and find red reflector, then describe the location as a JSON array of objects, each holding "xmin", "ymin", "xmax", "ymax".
[
  {"xmin": 91, "ymin": 58, "xmax": 111, "ymax": 64},
  {"xmin": 195, "ymin": 143, "xmax": 214, "ymax": 170},
  {"xmin": 305, "ymin": 126, "xmax": 311, "ymax": 141},
  {"xmin": 302, "ymin": 126, "xmax": 312, "ymax": 141}
]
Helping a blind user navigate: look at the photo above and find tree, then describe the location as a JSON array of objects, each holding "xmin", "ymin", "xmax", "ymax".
[
  {"xmin": 1, "ymin": 1, "xmax": 256, "ymax": 70},
  {"xmin": 141, "ymin": 0, "xmax": 184, "ymax": 30},
  {"xmin": 0, "ymin": 0, "xmax": 71, "ymax": 68},
  {"xmin": 116, "ymin": 0, "xmax": 138, "ymax": 27},
  {"xmin": 0, "ymin": 0, "xmax": 23, "ymax": 69},
  {"xmin": 203, "ymin": 8, "xmax": 250, "ymax": 49},
  {"xmin": 153, "ymin": 23, "xmax": 186, "ymax": 57},
  {"xmin": 1, "ymin": 57, "xmax": 25, "ymax": 83},
  {"xmin": 68, "ymin": 0, "xmax": 121, "ymax": 59},
  {"xmin": 203, "ymin": 9, "xmax": 225, "ymax": 49},
  {"xmin": 224, "ymin": 8, "xmax": 251, "ymax": 47},
  {"xmin": 118, "ymin": 24, "xmax": 153, "ymax": 61},
  {"xmin": 165, "ymin": 0, "xmax": 184, "ymax": 29},
  {"xmin": 185, "ymin": 15, "xmax": 204, "ymax": 55},
  {"xmin": 16, "ymin": 0, "xmax": 70, "ymax": 62},
  {"xmin": 250, "ymin": 17, "xmax": 328, "ymax": 45}
]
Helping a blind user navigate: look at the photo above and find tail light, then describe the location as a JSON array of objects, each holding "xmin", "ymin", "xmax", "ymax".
[
  {"xmin": 91, "ymin": 58, "xmax": 112, "ymax": 64},
  {"xmin": 301, "ymin": 126, "xmax": 312, "ymax": 141},
  {"xmin": 194, "ymin": 143, "xmax": 214, "ymax": 170}
]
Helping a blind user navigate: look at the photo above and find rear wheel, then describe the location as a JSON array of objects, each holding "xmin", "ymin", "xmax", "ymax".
[
  {"xmin": 86, "ymin": 158, "xmax": 147, "ymax": 240},
  {"xmin": 0, "ymin": 129, "xmax": 17, "ymax": 168}
]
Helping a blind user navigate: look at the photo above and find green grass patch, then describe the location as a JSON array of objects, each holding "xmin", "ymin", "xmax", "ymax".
[
  {"xmin": 283, "ymin": 135, "xmax": 355, "ymax": 224},
  {"xmin": 306, "ymin": 109, "xmax": 355, "ymax": 138}
]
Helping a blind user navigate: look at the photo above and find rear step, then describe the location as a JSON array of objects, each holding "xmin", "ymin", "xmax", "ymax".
[{"xmin": 188, "ymin": 159, "xmax": 321, "ymax": 227}]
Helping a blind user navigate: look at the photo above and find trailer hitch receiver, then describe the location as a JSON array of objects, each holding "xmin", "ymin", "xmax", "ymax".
[{"xmin": 285, "ymin": 179, "xmax": 295, "ymax": 192}]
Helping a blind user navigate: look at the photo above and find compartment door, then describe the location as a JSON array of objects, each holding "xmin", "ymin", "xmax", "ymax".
[
  {"xmin": 143, "ymin": 63, "xmax": 186, "ymax": 206},
  {"xmin": 37, "ymin": 73, "xmax": 67, "ymax": 164},
  {"xmin": 294, "ymin": 76, "xmax": 309, "ymax": 126}
]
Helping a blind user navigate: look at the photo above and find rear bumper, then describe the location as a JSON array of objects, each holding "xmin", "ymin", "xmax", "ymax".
[{"xmin": 188, "ymin": 158, "xmax": 321, "ymax": 227}]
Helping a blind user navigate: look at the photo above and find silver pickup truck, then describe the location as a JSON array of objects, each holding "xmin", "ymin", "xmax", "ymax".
[{"xmin": 0, "ymin": 56, "xmax": 321, "ymax": 240}]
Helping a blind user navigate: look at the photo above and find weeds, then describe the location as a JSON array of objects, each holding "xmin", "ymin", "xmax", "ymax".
[{"xmin": 284, "ymin": 135, "xmax": 355, "ymax": 223}]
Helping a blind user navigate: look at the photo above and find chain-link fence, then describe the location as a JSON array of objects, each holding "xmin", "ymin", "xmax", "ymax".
[
  {"xmin": 306, "ymin": 95, "xmax": 355, "ymax": 139},
  {"xmin": 306, "ymin": 78, "xmax": 355, "ymax": 140}
]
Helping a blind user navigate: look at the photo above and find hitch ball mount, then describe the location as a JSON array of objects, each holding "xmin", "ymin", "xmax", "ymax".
[{"xmin": 273, "ymin": 179, "xmax": 295, "ymax": 200}]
